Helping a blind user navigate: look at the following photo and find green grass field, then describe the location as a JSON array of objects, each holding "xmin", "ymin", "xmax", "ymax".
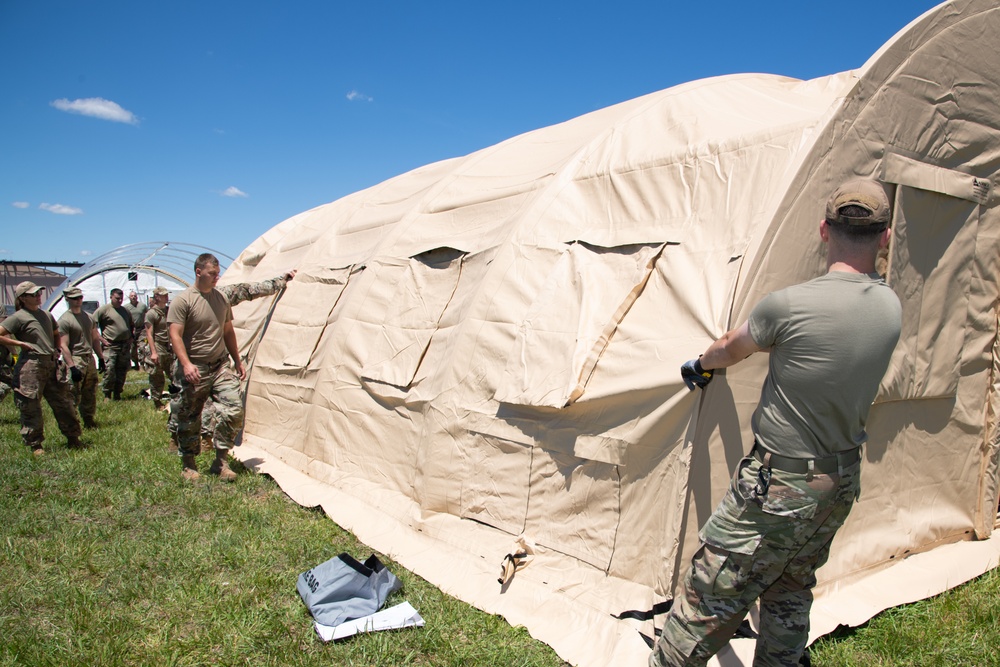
[{"xmin": 1, "ymin": 371, "xmax": 998, "ymax": 666}]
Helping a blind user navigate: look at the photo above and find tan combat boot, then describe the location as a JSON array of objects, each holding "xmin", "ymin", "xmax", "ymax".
[
  {"xmin": 209, "ymin": 448, "xmax": 237, "ymax": 482},
  {"xmin": 181, "ymin": 454, "xmax": 200, "ymax": 481}
]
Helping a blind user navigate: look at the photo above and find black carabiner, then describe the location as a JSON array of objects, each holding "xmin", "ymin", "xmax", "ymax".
[{"xmin": 754, "ymin": 465, "xmax": 772, "ymax": 498}]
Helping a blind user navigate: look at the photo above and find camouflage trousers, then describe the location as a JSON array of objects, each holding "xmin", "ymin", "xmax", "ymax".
[
  {"xmin": 169, "ymin": 359, "xmax": 244, "ymax": 456},
  {"xmin": 70, "ymin": 354, "xmax": 99, "ymax": 425},
  {"xmin": 13, "ymin": 355, "xmax": 82, "ymax": 448},
  {"xmin": 136, "ymin": 337, "xmax": 151, "ymax": 370},
  {"xmin": 146, "ymin": 346, "xmax": 174, "ymax": 406},
  {"xmin": 650, "ymin": 452, "xmax": 861, "ymax": 667},
  {"xmin": 130, "ymin": 330, "xmax": 145, "ymax": 368},
  {"xmin": 201, "ymin": 399, "xmax": 218, "ymax": 438},
  {"xmin": 0, "ymin": 363, "xmax": 12, "ymax": 402},
  {"xmin": 102, "ymin": 342, "xmax": 131, "ymax": 396}
]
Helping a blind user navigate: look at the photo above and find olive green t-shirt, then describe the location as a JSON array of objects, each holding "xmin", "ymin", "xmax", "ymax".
[
  {"xmin": 145, "ymin": 306, "xmax": 171, "ymax": 350},
  {"xmin": 124, "ymin": 302, "xmax": 148, "ymax": 334},
  {"xmin": 58, "ymin": 311, "xmax": 98, "ymax": 358},
  {"xmin": 748, "ymin": 271, "xmax": 902, "ymax": 459},
  {"xmin": 167, "ymin": 287, "xmax": 233, "ymax": 364},
  {"xmin": 94, "ymin": 304, "xmax": 133, "ymax": 344},
  {"xmin": 1, "ymin": 308, "xmax": 58, "ymax": 357}
]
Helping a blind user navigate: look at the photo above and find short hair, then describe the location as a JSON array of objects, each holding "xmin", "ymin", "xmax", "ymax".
[
  {"xmin": 110, "ymin": 288, "xmax": 124, "ymax": 298},
  {"xmin": 826, "ymin": 204, "xmax": 888, "ymax": 241},
  {"xmin": 194, "ymin": 253, "xmax": 219, "ymax": 272}
]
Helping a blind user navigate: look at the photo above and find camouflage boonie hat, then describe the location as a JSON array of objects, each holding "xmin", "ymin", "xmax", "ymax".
[{"xmin": 825, "ymin": 179, "xmax": 892, "ymax": 226}]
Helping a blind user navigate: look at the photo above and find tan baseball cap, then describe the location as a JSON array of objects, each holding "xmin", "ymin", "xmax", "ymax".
[
  {"xmin": 825, "ymin": 179, "xmax": 892, "ymax": 226},
  {"xmin": 14, "ymin": 281, "xmax": 44, "ymax": 298},
  {"xmin": 152, "ymin": 286, "xmax": 169, "ymax": 296},
  {"xmin": 63, "ymin": 287, "xmax": 84, "ymax": 299}
]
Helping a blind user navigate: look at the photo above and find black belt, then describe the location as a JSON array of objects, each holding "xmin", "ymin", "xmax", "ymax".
[{"xmin": 752, "ymin": 441, "xmax": 860, "ymax": 474}]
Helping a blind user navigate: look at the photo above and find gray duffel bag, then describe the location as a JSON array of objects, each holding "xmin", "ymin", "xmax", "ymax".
[{"xmin": 297, "ymin": 553, "xmax": 402, "ymax": 627}]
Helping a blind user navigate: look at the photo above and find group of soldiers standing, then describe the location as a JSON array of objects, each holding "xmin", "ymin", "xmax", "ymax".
[{"xmin": 0, "ymin": 260, "xmax": 295, "ymax": 482}]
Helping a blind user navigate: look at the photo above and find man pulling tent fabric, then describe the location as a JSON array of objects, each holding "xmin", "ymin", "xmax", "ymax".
[{"xmin": 651, "ymin": 180, "xmax": 902, "ymax": 667}]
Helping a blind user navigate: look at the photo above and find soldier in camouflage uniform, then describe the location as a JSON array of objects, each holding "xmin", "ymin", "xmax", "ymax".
[
  {"xmin": 0, "ymin": 319, "xmax": 12, "ymax": 403},
  {"xmin": 0, "ymin": 282, "xmax": 83, "ymax": 454},
  {"xmin": 168, "ymin": 254, "xmax": 248, "ymax": 482},
  {"xmin": 197, "ymin": 270, "xmax": 296, "ymax": 445},
  {"xmin": 651, "ymin": 181, "xmax": 902, "ymax": 667},
  {"xmin": 143, "ymin": 286, "xmax": 173, "ymax": 410},
  {"xmin": 57, "ymin": 286, "xmax": 104, "ymax": 428},
  {"xmin": 124, "ymin": 291, "xmax": 148, "ymax": 370},
  {"xmin": 94, "ymin": 288, "xmax": 134, "ymax": 400}
]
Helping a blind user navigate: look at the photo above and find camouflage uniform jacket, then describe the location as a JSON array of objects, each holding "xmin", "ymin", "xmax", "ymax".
[{"xmin": 218, "ymin": 274, "xmax": 288, "ymax": 307}]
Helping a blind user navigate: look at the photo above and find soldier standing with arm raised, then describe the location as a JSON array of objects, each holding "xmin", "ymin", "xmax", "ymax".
[
  {"xmin": 195, "ymin": 269, "xmax": 297, "ymax": 448},
  {"xmin": 168, "ymin": 254, "xmax": 245, "ymax": 481}
]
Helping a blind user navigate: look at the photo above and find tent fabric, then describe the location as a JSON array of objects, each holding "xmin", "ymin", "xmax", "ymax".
[{"xmin": 226, "ymin": 1, "xmax": 1000, "ymax": 664}]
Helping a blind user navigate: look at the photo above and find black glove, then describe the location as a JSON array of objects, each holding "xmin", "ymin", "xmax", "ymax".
[
  {"xmin": 98, "ymin": 357, "xmax": 107, "ymax": 373},
  {"xmin": 70, "ymin": 366, "xmax": 83, "ymax": 383},
  {"xmin": 681, "ymin": 357, "xmax": 714, "ymax": 391}
]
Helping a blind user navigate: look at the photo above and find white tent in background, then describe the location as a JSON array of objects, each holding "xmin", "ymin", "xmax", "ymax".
[
  {"xmin": 45, "ymin": 242, "xmax": 232, "ymax": 318},
  {"xmin": 223, "ymin": 1, "xmax": 1000, "ymax": 664}
]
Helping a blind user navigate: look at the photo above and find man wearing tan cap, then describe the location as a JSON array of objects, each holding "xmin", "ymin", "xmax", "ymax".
[
  {"xmin": 58, "ymin": 286, "xmax": 104, "ymax": 428},
  {"xmin": 144, "ymin": 286, "xmax": 173, "ymax": 411},
  {"xmin": 652, "ymin": 180, "xmax": 902, "ymax": 667},
  {"xmin": 0, "ymin": 282, "xmax": 83, "ymax": 454}
]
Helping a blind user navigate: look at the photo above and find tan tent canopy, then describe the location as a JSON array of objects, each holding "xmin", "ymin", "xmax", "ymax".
[{"xmin": 226, "ymin": 1, "xmax": 1000, "ymax": 664}]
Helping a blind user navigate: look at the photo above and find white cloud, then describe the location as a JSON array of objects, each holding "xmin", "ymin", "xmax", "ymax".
[
  {"xmin": 12, "ymin": 201, "xmax": 29, "ymax": 209},
  {"xmin": 80, "ymin": 250, "xmax": 93, "ymax": 256},
  {"xmin": 51, "ymin": 97, "xmax": 139, "ymax": 125},
  {"xmin": 221, "ymin": 186, "xmax": 248, "ymax": 198},
  {"xmin": 347, "ymin": 90, "xmax": 373, "ymax": 102},
  {"xmin": 40, "ymin": 203, "xmax": 83, "ymax": 215}
]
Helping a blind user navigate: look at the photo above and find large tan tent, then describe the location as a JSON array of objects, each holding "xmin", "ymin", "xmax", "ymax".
[{"xmin": 224, "ymin": 1, "xmax": 1000, "ymax": 664}]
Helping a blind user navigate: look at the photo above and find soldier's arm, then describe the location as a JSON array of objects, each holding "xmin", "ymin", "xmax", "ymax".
[
  {"xmin": 0, "ymin": 325, "xmax": 34, "ymax": 353},
  {"xmin": 699, "ymin": 321, "xmax": 762, "ymax": 371},
  {"xmin": 145, "ymin": 320, "xmax": 158, "ymax": 363},
  {"xmin": 91, "ymin": 326, "xmax": 104, "ymax": 361},
  {"xmin": 222, "ymin": 320, "xmax": 246, "ymax": 380},
  {"xmin": 54, "ymin": 329, "xmax": 75, "ymax": 368},
  {"xmin": 95, "ymin": 308, "xmax": 112, "ymax": 344},
  {"xmin": 170, "ymin": 321, "xmax": 200, "ymax": 384}
]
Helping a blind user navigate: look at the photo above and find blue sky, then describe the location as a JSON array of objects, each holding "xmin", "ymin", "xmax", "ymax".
[{"xmin": 1, "ymin": 0, "xmax": 943, "ymax": 265}]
